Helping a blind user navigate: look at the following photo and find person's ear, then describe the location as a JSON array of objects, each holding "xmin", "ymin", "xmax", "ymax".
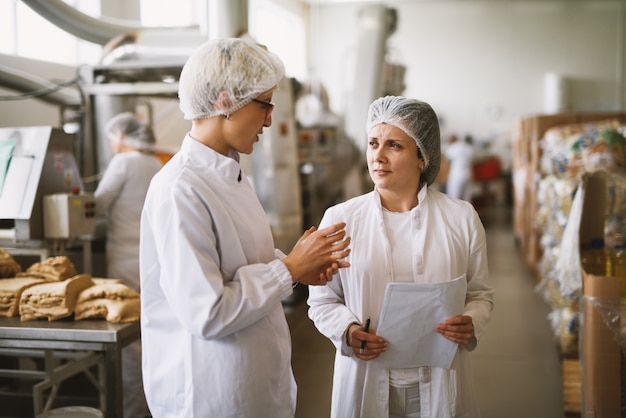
[{"xmin": 215, "ymin": 91, "xmax": 233, "ymax": 113}]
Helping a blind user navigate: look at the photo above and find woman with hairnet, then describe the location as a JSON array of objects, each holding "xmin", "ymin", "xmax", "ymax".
[
  {"xmin": 94, "ymin": 112, "xmax": 163, "ymax": 418},
  {"xmin": 307, "ymin": 96, "xmax": 494, "ymax": 418},
  {"xmin": 139, "ymin": 38, "xmax": 351, "ymax": 417}
]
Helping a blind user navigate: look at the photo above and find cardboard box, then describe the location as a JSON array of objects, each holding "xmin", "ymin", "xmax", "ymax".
[{"xmin": 579, "ymin": 171, "xmax": 624, "ymax": 417}]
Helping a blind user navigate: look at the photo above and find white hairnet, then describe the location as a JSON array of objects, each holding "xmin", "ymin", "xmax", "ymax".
[
  {"xmin": 366, "ymin": 96, "xmax": 441, "ymax": 186},
  {"xmin": 178, "ymin": 38, "xmax": 285, "ymax": 120},
  {"xmin": 106, "ymin": 112, "xmax": 155, "ymax": 151}
]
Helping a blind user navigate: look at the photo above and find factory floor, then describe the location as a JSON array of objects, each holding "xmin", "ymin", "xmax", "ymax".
[{"xmin": 286, "ymin": 205, "xmax": 566, "ymax": 418}]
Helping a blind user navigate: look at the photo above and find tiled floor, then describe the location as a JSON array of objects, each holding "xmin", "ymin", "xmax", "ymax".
[{"xmin": 286, "ymin": 206, "xmax": 565, "ymax": 418}]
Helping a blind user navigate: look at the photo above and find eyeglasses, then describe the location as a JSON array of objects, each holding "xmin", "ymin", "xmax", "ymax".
[{"xmin": 250, "ymin": 98, "xmax": 275, "ymax": 118}]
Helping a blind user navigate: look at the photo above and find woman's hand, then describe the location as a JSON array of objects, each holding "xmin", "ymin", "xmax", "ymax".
[
  {"xmin": 435, "ymin": 315, "xmax": 475, "ymax": 346},
  {"xmin": 347, "ymin": 323, "xmax": 387, "ymax": 361},
  {"xmin": 283, "ymin": 222, "xmax": 351, "ymax": 286}
]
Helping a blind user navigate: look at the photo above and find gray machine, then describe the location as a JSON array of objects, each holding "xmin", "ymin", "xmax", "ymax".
[{"xmin": 0, "ymin": 126, "xmax": 84, "ymax": 241}]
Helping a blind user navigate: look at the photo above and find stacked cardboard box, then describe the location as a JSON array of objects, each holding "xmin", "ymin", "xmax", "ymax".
[
  {"xmin": 512, "ymin": 112, "xmax": 626, "ymax": 416},
  {"xmin": 579, "ymin": 171, "xmax": 624, "ymax": 417},
  {"xmin": 512, "ymin": 112, "xmax": 626, "ymax": 277}
]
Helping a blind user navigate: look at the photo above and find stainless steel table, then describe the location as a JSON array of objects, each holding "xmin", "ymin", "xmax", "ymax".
[{"xmin": 0, "ymin": 317, "xmax": 140, "ymax": 418}]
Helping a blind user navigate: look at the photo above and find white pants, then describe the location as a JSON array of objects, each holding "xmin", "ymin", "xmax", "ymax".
[{"xmin": 389, "ymin": 384, "xmax": 421, "ymax": 418}]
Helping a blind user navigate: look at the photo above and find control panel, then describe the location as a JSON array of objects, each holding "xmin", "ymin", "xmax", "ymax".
[{"xmin": 43, "ymin": 192, "xmax": 96, "ymax": 239}]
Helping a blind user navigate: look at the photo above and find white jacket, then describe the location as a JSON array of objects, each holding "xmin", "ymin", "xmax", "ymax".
[
  {"xmin": 94, "ymin": 151, "xmax": 162, "ymax": 291},
  {"xmin": 140, "ymin": 135, "xmax": 296, "ymax": 418},
  {"xmin": 445, "ymin": 141, "xmax": 475, "ymax": 201},
  {"xmin": 307, "ymin": 186, "xmax": 494, "ymax": 418}
]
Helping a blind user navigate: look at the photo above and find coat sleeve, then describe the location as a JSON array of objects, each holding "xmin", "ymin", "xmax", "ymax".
[
  {"xmin": 307, "ymin": 206, "xmax": 361, "ymax": 356},
  {"xmin": 463, "ymin": 207, "xmax": 494, "ymax": 348}
]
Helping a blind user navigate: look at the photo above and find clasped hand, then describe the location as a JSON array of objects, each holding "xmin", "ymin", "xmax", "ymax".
[{"xmin": 283, "ymin": 222, "xmax": 351, "ymax": 286}]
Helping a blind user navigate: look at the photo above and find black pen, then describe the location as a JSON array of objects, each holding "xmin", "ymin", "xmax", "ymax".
[{"xmin": 360, "ymin": 317, "xmax": 371, "ymax": 353}]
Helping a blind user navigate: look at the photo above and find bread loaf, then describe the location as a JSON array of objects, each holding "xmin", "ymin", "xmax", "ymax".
[
  {"xmin": 0, "ymin": 248, "xmax": 22, "ymax": 278},
  {"xmin": 17, "ymin": 256, "xmax": 77, "ymax": 282},
  {"xmin": 75, "ymin": 279, "xmax": 140, "ymax": 323},
  {"xmin": 0, "ymin": 277, "xmax": 45, "ymax": 316},
  {"xmin": 19, "ymin": 274, "xmax": 94, "ymax": 321}
]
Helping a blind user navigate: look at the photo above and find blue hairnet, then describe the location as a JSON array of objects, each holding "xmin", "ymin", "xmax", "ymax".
[
  {"xmin": 366, "ymin": 96, "xmax": 441, "ymax": 186},
  {"xmin": 178, "ymin": 38, "xmax": 285, "ymax": 120}
]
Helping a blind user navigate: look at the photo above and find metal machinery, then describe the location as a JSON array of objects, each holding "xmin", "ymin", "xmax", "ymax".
[
  {"xmin": 0, "ymin": 126, "xmax": 96, "ymax": 264},
  {"xmin": 293, "ymin": 3, "xmax": 405, "ymax": 228},
  {"xmin": 241, "ymin": 77, "xmax": 303, "ymax": 252},
  {"xmin": 1, "ymin": 0, "xmax": 404, "ymax": 256},
  {"xmin": 345, "ymin": 4, "xmax": 402, "ymax": 154},
  {"xmin": 0, "ymin": 126, "xmax": 82, "ymax": 241}
]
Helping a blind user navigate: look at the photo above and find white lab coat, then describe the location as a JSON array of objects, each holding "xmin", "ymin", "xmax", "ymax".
[
  {"xmin": 445, "ymin": 141, "xmax": 475, "ymax": 201},
  {"xmin": 307, "ymin": 186, "xmax": 494, "ymax": 418},
  {"xmin": 94, "ymin": 151, "xmax": 163, "ymax": 291},
  {"xmin": 140, "ymin": 135, "xmax": 297, "ymax": 418}
]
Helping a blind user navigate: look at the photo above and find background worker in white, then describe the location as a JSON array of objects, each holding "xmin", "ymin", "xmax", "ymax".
[
  {"xmin": 96, "ymin": 112, "xmax": 163, "ymax": 291},
  {"xmin": 444, "ymin": 134, "xmax": 475, "ymax": 201},
  {"xmin": 94, "ymin": 112, "xmax": 163, "ymax": 418},
  {"xmin": 139, "ymin": 38, "xmax": 351, "ymax": 418},
  {"xmin": 307, "ymin": 96, "xmax": 494, "ymax": 418}
]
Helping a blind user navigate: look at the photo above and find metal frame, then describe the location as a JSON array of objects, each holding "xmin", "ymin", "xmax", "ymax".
[
  {"xmin": 0, "ymin": 348, "xmax": 105, "ymax": 415},
  {"xmin": 0, "ymin": 238, "xmax": 94, "ymax": 275},
  {"xmin": 0, "ymin": 317, "xmax": 140, "ymax": 418}
]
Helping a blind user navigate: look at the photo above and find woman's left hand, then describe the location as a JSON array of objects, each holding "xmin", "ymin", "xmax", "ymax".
[{"xmin": 435, "ymin": 315, "xmax": 474, "ymax": 346}]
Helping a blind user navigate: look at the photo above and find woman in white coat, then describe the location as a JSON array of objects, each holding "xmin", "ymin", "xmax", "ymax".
[
  {"xmin": 139, "ymin": 38, "xmax": 351, "ymax": 418},
  {"xmin": 94, "ymin": 111, "xmax": 162, "ymax": 418},
  {"xmin": 445, "ymin": 134, "xmax": 475, "ymax": 201},
  {"xmin": 95, "ymin": 112, "xmax": 163, "ymax": 292},
  {"xmin": 308, "ymin": 96, "xmax": 494, "ymax": 418}
]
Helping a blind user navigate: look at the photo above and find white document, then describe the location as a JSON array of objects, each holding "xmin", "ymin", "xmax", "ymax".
[{"xmin": 372, "ymin": 275, "xmax": 467, "ymax": 369}]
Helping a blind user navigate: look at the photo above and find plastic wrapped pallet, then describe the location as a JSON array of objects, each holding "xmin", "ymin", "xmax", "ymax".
[{"xmin": 579, "ymin": 171, "xmax": 625, "ymax": 417}]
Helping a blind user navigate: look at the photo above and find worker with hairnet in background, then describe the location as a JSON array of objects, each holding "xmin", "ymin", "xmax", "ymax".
[
  {"xmin": 445, "ymin": 134, "xmax": 476, "ymax": 201},
  {"xmin": 94, "ymin": 111, "xmax": 163, "ymax": 418},
  {"xmin": 307, "ymin": 96, "xmax": 494, "ymax": 418},
  {"xmin": 139, "ymin": 38, "xmax": 351, "ymax": 417}
]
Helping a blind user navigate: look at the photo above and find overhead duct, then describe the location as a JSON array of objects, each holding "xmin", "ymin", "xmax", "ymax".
[
  {"xmin": 208, "ymin": 0, "xmax": 248, "ymax": 39},
  {"xmin": 0, "ymin": 64, "xmax": 80, "ymax": 108},
  {"xmin": 21, "ymin": 0, "xmax": 156, "ymax": 45},
  {"xmin": 344, "ymin": 4, "xmax": 398, "ymax": 152}
]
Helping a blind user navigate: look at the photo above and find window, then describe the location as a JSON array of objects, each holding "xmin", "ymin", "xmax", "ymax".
[
  {"xmin": 1, "ymin": 0, "xmax": 307, "ymax": 80},
  {"xmin": 1, "ymin": 0, "xmax": 101, "ymax": 66},
  {"xmin": 249, "ymin": 0, "xmax": 307, "ymax": 81}
]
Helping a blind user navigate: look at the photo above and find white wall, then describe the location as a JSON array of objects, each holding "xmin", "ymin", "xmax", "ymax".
[{"xmin": 309, "ymin": 0, "xmax": 625, "ymax": 167}]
